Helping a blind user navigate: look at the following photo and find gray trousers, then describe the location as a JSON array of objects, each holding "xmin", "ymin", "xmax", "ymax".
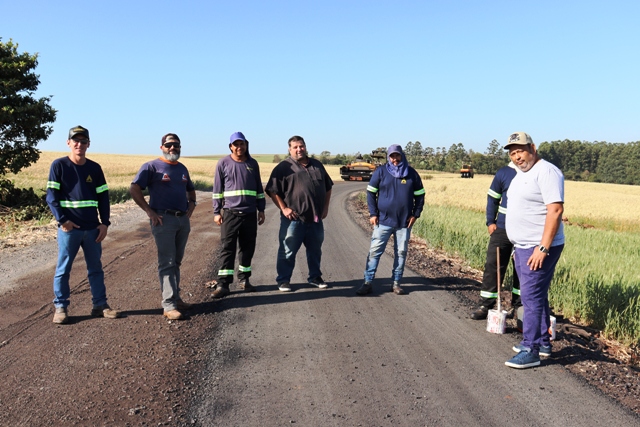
[{"xmin": 151, "ymin": 214, "xmax": 191, "ymax": 310}]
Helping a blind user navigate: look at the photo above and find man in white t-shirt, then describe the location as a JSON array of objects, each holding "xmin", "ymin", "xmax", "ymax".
[{"xmin": 503, "ymin": 132, "xmax": 565, "ymax": 369}]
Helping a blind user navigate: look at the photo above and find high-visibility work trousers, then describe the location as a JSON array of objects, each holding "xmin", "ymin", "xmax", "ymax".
[
  {"xmin": 216, "ymin": 209, "xmax": 258, "ymax": 287},
  {"xmin": 480, "ymin": 227, "xmax": 520, "ymax": 309}
]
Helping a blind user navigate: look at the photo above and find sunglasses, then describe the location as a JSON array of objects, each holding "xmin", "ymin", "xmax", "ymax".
[
  {"xmin": 163, "ymin": 142, "xmax": 181, "ymax": 148},
  {"xmin": 71, "ymin": 138, "xmax": 89, "ymax": 145}
]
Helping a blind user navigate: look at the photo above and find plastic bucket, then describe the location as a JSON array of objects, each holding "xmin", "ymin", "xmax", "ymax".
[
  {"xmin": 486, "ymin": 309, "xmax": 507, "ymax": 334},
  {"xmin": 549, "ymin": 315, "xmax": 557, "ymax": 340}
]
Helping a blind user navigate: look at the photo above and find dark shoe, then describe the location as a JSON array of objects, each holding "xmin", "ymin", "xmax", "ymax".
[
  {"xmin": 278, "ymin": 282, "xmax": 292, "ymax": 292},
  {"xmin": 176, "ymin": 300, "xmax": 194, "ymax": 310},
  {"xmin": 392, "ymin": 285, "xmax": 406, "ymax": 295},
  {"xmin": 470, "ymin": 306, "xmax": 489, "ymax": 320},
  {"xmin": 91, "ymin": 304, "xmax": 121, "ymax": 319},
  {"xmin": 308, "ymin": 277, "xmax": 328, "ymax": 289},
  {"xmin": 239, "ymin": 280, "xmax": 256, "ymax": 292},
  {"xmin": 505, "ymin": 350, "xmax": 541, "ymax": 369},
  {"xmin": 163, "ymin": 309, "xmax": 184, "ymax": 320},
  {"xmin": 211, "ymin": 286, "xmax": 230, "ymax": 299},
  {"xmin": 356, "ymin": 282, "xmax": 372, "ymax": 296},
  {"xmin": 53, "ymin": 307, "xmax": 68, "ymax": 324}
]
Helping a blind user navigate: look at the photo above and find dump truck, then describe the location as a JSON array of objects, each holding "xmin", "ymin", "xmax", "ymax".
[
  {"xmin": 460, "ymin": 164, "xmax": 474, "ymax": 178},
  {"xmin": 339, "ymin": 149, "xmax": 387, "ymax": 181}
]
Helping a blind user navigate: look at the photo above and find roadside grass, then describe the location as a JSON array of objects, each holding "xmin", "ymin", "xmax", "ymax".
[
  {"xmin": 417, "ymin": 172, "xmax": 640, "ymax": 233},
  {"xmin": 406, "ymin": 202, "xmax": 640, "ymax": 347}
]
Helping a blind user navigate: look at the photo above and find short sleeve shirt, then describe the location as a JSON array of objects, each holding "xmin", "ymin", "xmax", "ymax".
[
  {"xmin": 265, "ymin": 157, "xmax": 333, "ymax": 222},
  {"xmin": 132, "ymin": 158, "xmax": 195, "ymax": 212},
  {"xmin": 506, "ymin": 159, "xmax": 565, "ymax": 248}
]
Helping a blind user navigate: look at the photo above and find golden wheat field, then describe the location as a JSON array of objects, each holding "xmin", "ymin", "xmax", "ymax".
[
  {"xmin": 8, "ymin": 151, "xmax": 640, "ymax": 232},
  {"xmin": 9, "ymin": 151, "xmax": 344, "ymax": 190}
]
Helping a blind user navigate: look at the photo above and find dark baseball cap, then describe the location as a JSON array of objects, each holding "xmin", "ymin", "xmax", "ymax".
[
  {"xmin": 161, "ymin": 133, "xmax": 181, "ymax": 144},
  {"xmin": 69, "ymin": 126, "xmax": 90, "ymax": 140}
]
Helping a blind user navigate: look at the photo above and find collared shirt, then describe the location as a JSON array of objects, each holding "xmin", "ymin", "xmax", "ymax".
[{"xmin": 265, "ymin": 157, "xmax": 333, "ymax": 223}]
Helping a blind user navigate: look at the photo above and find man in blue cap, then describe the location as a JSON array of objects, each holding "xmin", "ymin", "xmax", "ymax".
[
  {"xmin": 211, "ymin": 132, "xmax": 266, "ymax": 298},
  {"xmin": 356, "ymin": 144, "xmax": 425, "ymax": 296}
]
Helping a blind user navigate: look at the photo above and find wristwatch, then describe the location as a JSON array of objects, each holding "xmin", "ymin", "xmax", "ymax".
[
  {"xmin": 189, "ymin": 200, "xmax": 197, "ymax": 206},
  {"xmin": 538, "ymin": 245, "xmax": 550, "ymax": 255}
]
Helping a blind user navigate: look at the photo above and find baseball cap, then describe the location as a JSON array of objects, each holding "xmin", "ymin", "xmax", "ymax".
[
  {"xmin": 230, "ymin": 131, "xmax": 248, "ymax": 145},
  {"xmin": 504, "ymin": 132, "xmax": 533, "ymax": 149},
  {"xmin": 387, "ymin": 144, "xmax": 403, "ymax": 155},
  {"xmin": 69, "ymin": 126, "xmax": 90, "ymax": 140},
  {"xmin": 161, "ymin": 133, "xmax": 180, "ymax": 144}
]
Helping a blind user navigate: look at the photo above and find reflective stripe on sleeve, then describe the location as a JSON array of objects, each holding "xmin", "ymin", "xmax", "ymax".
[
  {"xmin": 47, "ymin": 181, "xmax": 61, "ymax": 190},
  {"xmin": 223, "ymin": 189, "xmax": 258, "ymax": 197},
  {"xmin": 96, "ymin": 184, "xmax": 108, "ymax": 194},
  {"xmin": 414, "ymin": 188, "xmax": 425, "ymax": 196},
  {"xmin": 488, "ymin": 189, "xmax": 501, "ymax": 199},
  {"xmin": 60, "ymin": 200, "xmax": 99, "ymax": 208},
  {"xmin": 366, "ymin": 185, "xmax": 378, "ymax": 193}
]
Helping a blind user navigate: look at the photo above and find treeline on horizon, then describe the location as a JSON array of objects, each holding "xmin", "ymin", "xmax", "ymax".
[{"xmin": 313, "ymin": 139, "xmax": 640, "ymax": 186}]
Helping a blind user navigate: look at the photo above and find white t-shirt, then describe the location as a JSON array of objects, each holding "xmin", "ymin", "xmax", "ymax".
[{"xmin": 506, "ymin": 159, "xmax": 565, "ymax": 248}]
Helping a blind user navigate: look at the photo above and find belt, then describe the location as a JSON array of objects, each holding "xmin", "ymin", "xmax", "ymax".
[
  {"xmin": 223, "ymin": 208, "xmax": 251, "ymax": 216},
  {"xmin": 156, "ymin": 209, "xmax": 185, "ymax": 217}
]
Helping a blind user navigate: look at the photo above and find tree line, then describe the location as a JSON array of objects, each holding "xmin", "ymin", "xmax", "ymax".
[{"xmin": 316, "ymin": 139, "xmax": 640, "ymax": 185}]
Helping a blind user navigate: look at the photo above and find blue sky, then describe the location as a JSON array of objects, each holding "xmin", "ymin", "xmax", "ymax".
[{"xmin": 3, "ymin": 0, "xmax": 639, "ymax": 156}]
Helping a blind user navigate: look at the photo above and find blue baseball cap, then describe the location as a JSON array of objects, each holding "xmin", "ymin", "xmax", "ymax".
[{"xmin": 230, "ymin": 132, "xmax": 248, "ymax": 145}]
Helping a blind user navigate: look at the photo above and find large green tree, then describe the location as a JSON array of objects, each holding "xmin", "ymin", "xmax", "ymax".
[{"xmin": 0, "ymin": 38, "xmax": 57, "ymax": 180}]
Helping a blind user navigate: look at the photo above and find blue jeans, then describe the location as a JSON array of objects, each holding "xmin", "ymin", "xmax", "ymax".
[
  {"xmin": 151, "ymin": 215, "xmax": 191, "ymax": 310},
  {"xmin": 364, "ymin": 224, "xmax": 411, "ymax": 283},
  {"xmin": 276, "ymin": 217, "xmax": 324, "ymax": 283},
  {"xmin": 53, "ymin": 227, "xmax": 107, "ymax": 308},
  {"xmin": 514, "ymin": 245, "xmax": 564, "ymax": 354}
]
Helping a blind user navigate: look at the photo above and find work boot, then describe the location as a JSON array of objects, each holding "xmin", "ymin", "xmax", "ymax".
[
  {"xmin": 470, "ymin": 306, "xmax": 489, "ymax": 320},
  {"xmin": 211, "ymin": 285, "xmax": 230, "ymax": 299},
  {"xmin": 392, "ymin": 281, "xmax": 406, "ymax": 295},
  {"xmin": 91, "ymin": 304, "xmax": 121, "ymax": 319},
  {"xmin": 356, "ymin": 282, "xmax": 372, "ymax": 296},
  {"xmin": 53, "ymin": 307, "xmax": 68, "ymax": 324},
  {"xmin": 163, "ymin": 309, "xmax": 184, "ymax": 320},
  {"xmin": 239, "ymin": 279, "xmax": 256, "ymax": 292}
]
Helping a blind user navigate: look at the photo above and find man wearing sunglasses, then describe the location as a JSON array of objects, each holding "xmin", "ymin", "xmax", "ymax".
[
  {"xmin": 130, "ymin": 133, "xmax": 197, "ymax": 320},
  {"xmin": 46, "ymin": 125, "xmax": 121, "ymax": 324}
]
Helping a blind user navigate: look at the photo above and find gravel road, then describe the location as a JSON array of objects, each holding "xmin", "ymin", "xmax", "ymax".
[{"xmin": 0, "ymin": 182, "xmax": 638, "ymax": 426}]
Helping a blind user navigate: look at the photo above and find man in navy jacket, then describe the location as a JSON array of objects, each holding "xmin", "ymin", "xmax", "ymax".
[
  {"xmin": 470, "ymin": 162, "xmax": 521, "ymax": 320},
  {"xmin": 356, "ymin": 144, "xmax": 425, "ymax": 295}
]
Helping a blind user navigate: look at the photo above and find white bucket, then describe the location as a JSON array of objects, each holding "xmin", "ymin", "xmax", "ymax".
[
  {"xmin": 486, "ymin": 309, "xmax": 508, "ymax": 334},
  {"xmin": 549, "ymin": 315, "xmax": 557, "ymax": 341}
]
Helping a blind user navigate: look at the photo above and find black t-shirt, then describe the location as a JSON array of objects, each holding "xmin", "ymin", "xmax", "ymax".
[{"xmin": 265, "ymin": 157, "xmax": 333, "ymax": 222}]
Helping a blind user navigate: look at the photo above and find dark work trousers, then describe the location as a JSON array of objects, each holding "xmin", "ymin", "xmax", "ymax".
[
  {"xmin": 480, "ymin": 227, "xmax": 521, "ymax": 309},
  {"xmin": 216, "ymin": 209, "xmax": 258, "ymax": 287}
]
